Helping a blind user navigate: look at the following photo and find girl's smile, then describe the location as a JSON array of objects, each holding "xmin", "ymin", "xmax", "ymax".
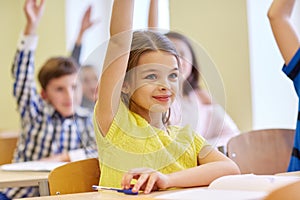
[{"xmin": 152, "ymin": 94, "xmax": 172, "ymax": 103}]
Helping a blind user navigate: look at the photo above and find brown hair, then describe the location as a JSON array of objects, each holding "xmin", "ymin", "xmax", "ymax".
[
  {"xmin": 165, "ymin": 31, "xmax": 201, "ymax": 96},
  {"xmin": 123, "ymin": 30, "xmax": 180, "ymax": 124},
  {"xmin": 38, "ymin": 57, "xmax": 79, "ymax": 90}
]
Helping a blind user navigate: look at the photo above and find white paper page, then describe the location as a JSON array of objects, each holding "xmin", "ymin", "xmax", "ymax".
[
  {"xmin": 208, "ymin": 174, "xmax": 300, "ymax": 192},
  {"xmin": 156, "ymin": 188, "xmax": 267, "ymax": 200},
  {"xmin": 0, "ymin": 161, "xmax": 67, "ymax": 172}
]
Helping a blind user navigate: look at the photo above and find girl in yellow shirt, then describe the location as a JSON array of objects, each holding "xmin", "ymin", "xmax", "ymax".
[{"xmin": 94, "ymin": 0, "xmax": 240, "ymax": 194}]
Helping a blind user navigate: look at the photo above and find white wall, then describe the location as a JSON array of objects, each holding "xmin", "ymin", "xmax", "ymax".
[{"xmin": 247, "ymin": 0, "xmax": 299, "ymax": 130}]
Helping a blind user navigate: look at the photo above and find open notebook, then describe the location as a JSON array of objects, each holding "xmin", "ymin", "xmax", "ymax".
[
  {"xmin": 156, "ymin": 174, "xmax": 300, "ymax": 200},
  {"xmin": 0, "ymin": 161, "xmax": 67, "ymax": 172}
]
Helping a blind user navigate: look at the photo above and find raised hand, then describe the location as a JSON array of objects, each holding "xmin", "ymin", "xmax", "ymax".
[
  {"xmin": 80, "ymin": 6, "xmax": 95, "ymax": 34},
  {"xmin": 24, "ymin": 0, "xmax": 46, "ymax": 35},
  {"xmin": 75, "ymin": 5, "xmax": 100, "ymax": 45}
]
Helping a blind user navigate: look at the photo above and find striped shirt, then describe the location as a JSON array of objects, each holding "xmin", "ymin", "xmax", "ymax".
[
  {"xmin": 1, "ymin": 34, "xmax": 97, "ymax": 199},
  {"xmin": 284, "ymin": 48, "xmax": 300, "ymax": 172}
]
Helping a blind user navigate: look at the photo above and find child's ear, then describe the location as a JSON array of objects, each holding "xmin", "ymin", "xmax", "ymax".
[
  {"xmin": 41, "ymin": 89, "xmax": 48, "ymax": 100},
  {"xmin": 121, "ymin": 81, "xmax": 130, "ymax": 94}
]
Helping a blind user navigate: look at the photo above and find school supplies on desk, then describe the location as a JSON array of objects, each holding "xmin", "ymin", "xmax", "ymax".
[
  {"xmin": 208, "ymin": 174, "xmax": 300, "ymax": 192},
  {"xmin": 156, "ymin": 174, "xmax": 300, "ymax": 200},
  {"xmin": 92, "ymin": 185, "xmax": 138, "ymax": 195}
]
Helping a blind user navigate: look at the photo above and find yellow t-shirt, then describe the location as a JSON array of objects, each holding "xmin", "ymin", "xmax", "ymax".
[{"xmin": 93, "ymin": 101, "xmax": 208, "ymax": 188}]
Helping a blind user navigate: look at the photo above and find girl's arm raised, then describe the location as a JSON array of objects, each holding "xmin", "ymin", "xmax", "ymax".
[
  {"xmin": 148, "ymin": 0, "xmax": 158, "ymax": 29},
  {"xmin": 268, "ymin": 0, "xmax": 300, "ymax": 65},
  {"xmin": 95, "ymin": 0, "xmax": 134, "ymax": 136}
]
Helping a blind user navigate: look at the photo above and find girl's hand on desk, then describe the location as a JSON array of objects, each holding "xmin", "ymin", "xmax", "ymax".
[{"xmin": 121, "ymin": 168, "xmax": 169, "ymax": 194}]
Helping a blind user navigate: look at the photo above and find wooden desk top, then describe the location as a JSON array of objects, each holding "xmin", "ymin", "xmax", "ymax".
[
  {"xmin": 16, "ymin": 189, "xmax": 179, "ymax": 200},
  {"xmin": 0, "ymin": 169, "xmax": 49, "ymax": 188},
  {"xmin": 10, "ymin": 173, "xmax": 300, "ymax": 200},
  {"xmin": 16, "ymin": 187, "xmax": 267, "ymax": 200}
]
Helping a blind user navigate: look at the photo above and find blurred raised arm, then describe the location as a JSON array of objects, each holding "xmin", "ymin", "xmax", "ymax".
[
  {"xmin": 75, "ymin": 6, "xmax": 97, "ymax": 45},
  {"xmin": 148, "ymin": 0, "xmax": 159, "ymax": 29},
  {"xmin": 71, "ymin": 5, "xmax": 100, "ymax": 63},
  {"xmin": 268, "ymin": 0, "xmax": 300, "ymax": 64}
]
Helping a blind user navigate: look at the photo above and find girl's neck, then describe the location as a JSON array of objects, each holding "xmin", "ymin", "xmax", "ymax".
[
  {"xmin": 142, "ymin": 111, "xmax": 165, "ymax": 129},
  {"xmin": 149, "ymin": 115, "xmax": 165, "ymax": 130},
  {"xmin": 134, "ymin": 109, "xmax": 165, "ymax": 130},
  {"xmin": 129, "ymin": 102, "xmax": 165, "ymax": 129}
]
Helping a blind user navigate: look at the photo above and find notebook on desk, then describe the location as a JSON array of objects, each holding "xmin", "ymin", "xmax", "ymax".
[
  {"xmin": 156, "ymin": 174, "xmax": 300, "ymax": 200},
  {"xmin": 0, "ymin": 161, "xmax": 67, "ymax": 172},
  {"xmin": 157, "ymin": 188, "xmax": 266, "ymax": 200}
]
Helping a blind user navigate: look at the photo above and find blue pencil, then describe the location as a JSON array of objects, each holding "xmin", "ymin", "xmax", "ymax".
[{"xmin": 92, "ymin": 185, "xmax": 138, "ymax": 195}]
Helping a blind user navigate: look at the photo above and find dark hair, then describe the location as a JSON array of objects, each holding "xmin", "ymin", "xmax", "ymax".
[
  {"xmin": 38, "ymin": 57, "xmax": 79, "ymax": 89},
  {"xmin": 123, "ymin": 30, "xmax": 180, "ymax": 124},
  {"xmin": 165, "ymin": 31, "xmax": 200, "ymax": 95}
]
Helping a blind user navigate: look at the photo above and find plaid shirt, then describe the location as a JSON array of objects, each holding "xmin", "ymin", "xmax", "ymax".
[{"xmin": 2, "ymin": 34, "xmax": 97, "ymax": 199}]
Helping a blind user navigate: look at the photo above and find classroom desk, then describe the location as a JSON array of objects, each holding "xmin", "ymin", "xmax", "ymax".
[
  {"xmin": 16, "ymin": 190, "xmax": 158, "ymax": 200},
  {"xmin": 12, "ymin": 172, "xmax": 300, "ymax": 200},
  {"xmin": 0, "ymin": 169, "xmax": 50, "ymax": 196},
  {"xmin": 15, "ymin": 187, "xmax": 267, "ymax": 200}
]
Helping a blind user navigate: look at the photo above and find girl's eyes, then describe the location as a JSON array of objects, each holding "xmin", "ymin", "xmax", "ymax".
[
  {"xmin": 144, "ymin": 73, "xmax": 178, "ymax": 80},
  {"xmin": 145, "ymin": 74, "xmax": 157, "ymax": 80},
  {"xmin": 169, "ymin": 73, "xmax": 178, "ymax": 79}
]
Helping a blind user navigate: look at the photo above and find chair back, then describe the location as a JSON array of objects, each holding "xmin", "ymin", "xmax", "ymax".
[
  {"xmin": 227, "ymin": 128, "xmax": 295, "ymax": 175},
  {"xmin": 48, "ymin": 158, "xmax": 100, "ymax": 195},
  {"xmin": 0, "ymin": 130, "xmax": 19, "ymax": 165},
  {"xmin": 264, "ymin": 180, "xmax": 300, "ymax": 200}
]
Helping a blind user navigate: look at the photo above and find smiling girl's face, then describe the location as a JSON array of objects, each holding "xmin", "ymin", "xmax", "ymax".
[{"xmin": 123, "ymin": 50, "xmax": 179, "ymax": 117}]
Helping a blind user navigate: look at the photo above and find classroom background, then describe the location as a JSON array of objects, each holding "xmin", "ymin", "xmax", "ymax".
[{"xmin": 1, "ymin": 0, "xmax": 299, "ymax": 133}]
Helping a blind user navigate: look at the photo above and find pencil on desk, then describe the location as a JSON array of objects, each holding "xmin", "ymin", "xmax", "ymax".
[{"xmin": 92, "ymin": 185, "xmax": 138, "ymax": 195}]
